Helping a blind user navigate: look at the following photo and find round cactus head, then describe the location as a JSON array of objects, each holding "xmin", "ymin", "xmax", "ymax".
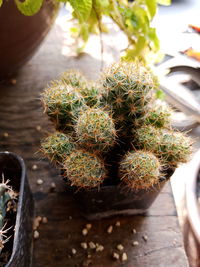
[
  {"xmin": 119, "ymin": 150, "xmax": 161, "ymax": 190},
  {"xmin": 100, "ymin": 61, "xmax": 158, "ymax": 130},
  {"xmin": 136, "ymin": 102, "xmax": 172, "ymax": 128},
  {"xmin": 60, "ymin": 69, "xmax": 87, "ymax": 88},
  {"xmin": 159, "ymin": 131, "xmax": 192, "ymax": 168},
  {"xmin": 75, "ymin": 107, "xmax": 117, "ymax": 153},
  {"xmin": 41, "ymin": 80, "xmax": 86, "ymax": 132},
  {"xmin": 63, "ymin": 150, "xmax": 106, "ymax": 188},
  {"xmin": 41, "ymin": 132, "xmax": 75, "ymax": 164},
  {"xmin": 134, "ymin": 126, "xmax": 192, "ymax": 168}
]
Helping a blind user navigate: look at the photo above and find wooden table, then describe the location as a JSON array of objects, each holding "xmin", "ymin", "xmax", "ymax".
[{"xmin": 0, "ymin": 20, "xmax": 189, "ymax": 267}]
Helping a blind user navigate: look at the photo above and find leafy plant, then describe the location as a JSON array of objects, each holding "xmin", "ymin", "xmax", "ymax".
[
  {"xmin": 1, "ymin": 0, "xmax": 171, "ymax": 62},
  {"xmin": 41, "ymin": 61, "xmax": 192, "ymax": 190}
]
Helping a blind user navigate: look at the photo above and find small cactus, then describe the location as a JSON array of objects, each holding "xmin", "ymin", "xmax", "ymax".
[
  {"xmin": 41, "ymin": 132, "xmax": 76, "ymax": 164},
  {"xmin": 119, "ymin": 151, "xmax": 161, "ymax": 190},
  {"xmin": 0, "ymin": 177, "xmax": 14, "ymax": 253},
  {"xmin": 41, "ymin": 61, "xmax": 192, "ymax": 191},
  {"xmin": 100, "ymin": 61, "xmax": 158, "ymax": 131},
  {"xmin": 41, "ymin": 80, "xmax": 86, "ymax": 132},
  {"xmin": 135, "ymin": 126, "xmax": 192, "ymax": 168},
  {"xmin": 60, "ymin": 70, "xmax": 99, "ymax": 107},
  {"xmin": 136, "ymin": 103, "xmax": 172, "ymax": 128},
  {"xmin": 75, "ymin": 107, "xmax": 116, "ymax": 153},
  {"xmin": 63, "ymin": 150, "xmax": 106, "ymax": 188},
  {"xmin": 60, "ymin": 69, "xmax": 87, "ymax": 88}
]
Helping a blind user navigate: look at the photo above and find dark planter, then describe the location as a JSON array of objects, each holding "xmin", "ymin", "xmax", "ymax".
[
  {"xmin": 0, "ymin": 151, "xmax": 34, "ymax": 267},
  {"xmin": 184, "ymin": 149, "xmax": 200, "ymax": 267},
  {"xmin": 0, "ymin": 0, "xmax": 59, "ymax": 78},
  {"xmin": 73, "ymin": 177, "xmax": 168, "ymax": 220}
]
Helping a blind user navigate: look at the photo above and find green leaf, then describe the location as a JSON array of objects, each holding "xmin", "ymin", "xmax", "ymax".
[
  {"xmin": 14, "ymin": 0, "xmax": 43, "ymax": 16},
  {"xmin": 69, "ymin": 0, "xmax": 92, "ymax": 22},
  {"xmin": 148, "ymin": 28, "xmax": 160, "ymax": 51},
  {"xmin": 0, "ymin": 0, "xmax": 3, "ymax": 8},
  {"xmin": 145, "ymin": 0, "xmax": 157, "ymax": 18},
  {"xmin": 157, "ymin": 0, "xmax": 171, "ymax": 6}
]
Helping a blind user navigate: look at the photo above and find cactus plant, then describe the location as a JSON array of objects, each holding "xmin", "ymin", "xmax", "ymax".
[
  {"xmin": 134, "ymin": 126, "xmax": 192, "ymax": 168},
  {"xmin": 60, "ymin": 71, "xmax": 99, "ymax": 107},
  {"xmin": 119, "ymin": 151, "xmax": 161, "ymax": 190},
  {"xmin": 75, "ymin": 107, "xmax": 116, "ymax": 153},
  {"xmin": 41, "ymin": 80, "xmax": 86, "ymax": 132},
  {"xmin": 100, "ymin": 61, "xmax": 158, "ymax": 133},
  {"xmin": 0, "ymin": 177, "xmax": 14, "ymax": 253},
  {"xmin": 41, "ymin": 61, "xmax": 192, "ymax": 194},
  {"xmin": 41, "ymin": 132, "xmax": 76, "ymax": 164},
  {"xmin": 63, "ymin": 150, "xmax": 106, "ymax": 188}
]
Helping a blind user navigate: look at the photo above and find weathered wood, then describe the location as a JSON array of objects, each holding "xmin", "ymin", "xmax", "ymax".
[{"xmin": 0, "ymin": 22, "xmax": 188, "ymax": 267}]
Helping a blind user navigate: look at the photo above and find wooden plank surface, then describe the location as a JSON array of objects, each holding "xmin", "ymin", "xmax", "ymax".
[{"xmin": 0, "ymin": 20, "xmax": 189, "ymax": 267}]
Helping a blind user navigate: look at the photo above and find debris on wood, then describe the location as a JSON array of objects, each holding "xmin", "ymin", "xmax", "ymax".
[
  {"xmin": 33, "ymin": 216, "xmax": 42, "ymax": 230},
  {"xmin": 34, "ymin": 230, "xmax": 39, "ymax": 239},
  {"xmin": 132, "ymin": 229, "xmax": 137, "ymax": 234},
  {"xmin": 112, "ymin": 252, "xmax": 120, "ymax": 260},
  {"xmin": 37, "ymin": 179, "xmax": 43, "ymax": 185},
  {"xmin": 50, "ymin": 182, "xmax": 56, "ymax": 192},
  {"xmin": 3, "ymin": 132, "xmax": 9, "ymax": 138},
  {"xmin": 80, "ymin": 242, "xmax": 88, "ymax": 250},
  {"xmin": 142, "ymin": 235, "xmax": 148, "ymax": 242},
  {"xmin": 42, "ymin": 217, "xmax": 48, "ymax": 224},
  {"xmin": 122, "ymin": 252, "xmax": 128, "ymax": 261},
  {"xmin": 116, "ymin": 244, "xmax": 124, "ymax": 251},
  {"xmin": 107, "ymin": 225, "xmax": 113, "ymax": 234},
  {"xmin": 88, "ymin": 241, "xmax": 96, "ymax": 249},
  {"xmin": 71, "ymin": 248, "xmax": 77, "ymax": 255},
  {"xmin": 86, "ymin": 223, "xmax": 92, "ymax": 230},
  {"xmin": 32, "ymin": 164, "xmax": 38, "ymax": 171},
  {"xmin": 132, "ymin": 241, "xmax": 139, "ymax": 246},
  {"xmin": 10, "ymin": 79, "xmax": 17, "ymax": 85},
  {"xmin": 115, "ymin": 221, "xmax": 121, "ymax": 227},
  {"xmin": 36, "ymin": 125, "xmax": 42, "ymax": 131},
  {"xmin": 96, "ymin": 244, "xmax": 104, "ymax": 252},
  {"xmin": 82, "ymin": 228, "xmax": 88, "ymax": 236}
]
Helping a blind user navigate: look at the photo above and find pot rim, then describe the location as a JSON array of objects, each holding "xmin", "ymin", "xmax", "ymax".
[
  {"xmin": 185, "ymin": 149, "xmax": 200, "ymax": 243},
  {"xmin": 0, "ymin": 151, "xmax": 26, "ymax": 265}
]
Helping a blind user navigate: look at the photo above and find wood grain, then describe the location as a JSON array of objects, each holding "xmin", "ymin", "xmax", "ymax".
[{"xmin": 0, "ymin": 21, "xmax": 189, "ymax": 267}]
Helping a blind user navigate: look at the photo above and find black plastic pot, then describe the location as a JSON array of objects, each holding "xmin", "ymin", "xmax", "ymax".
[
  {"xmin": 73, "ymin": 178, "xmax": 168, "ymax": 220},
  {"xmin": 0, "ymin": 151, "xmax": 34, "ymax": 267}
]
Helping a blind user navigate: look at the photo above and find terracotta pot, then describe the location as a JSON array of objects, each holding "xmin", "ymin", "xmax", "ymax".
[{"xmin": 0, "ymin": 0, "xmax": 59, "ymax": 77}]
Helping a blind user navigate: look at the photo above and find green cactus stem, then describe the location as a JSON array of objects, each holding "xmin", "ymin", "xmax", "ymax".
[
  {"xmin": 100, "ymin": 61, "xmax": 158, "ymax": 131},
  {"xmin": 136, "ymin": 103, "xmax": 172, "ymax": 128},
  {"xmin": 60, "ymin": 70, "xmax": 99, "ymax": 107},
  {"xmin": 119, "ymin": 150, "xmax": 161, "ymax": 190},
  {"xmin": 41, "ymin": 80, "xmax": 86, "ymax": 132},
  {"xmin": 75, "ymin": 107, "xmax": 117, "ymax": 153},
  {"xmin": 60, "ymin": 69, "xmax": 87, "ymax": 88},
  {"xmin": 41, "ymin": 132, "xmax": 76, "ymax": 164},
  {"xmin": 135, "ymin": 126, "xmax": 192, "ymax": 168},
  {"xmin": 63, "ymin": 150, "xmax": 106, "ymax": 188}
]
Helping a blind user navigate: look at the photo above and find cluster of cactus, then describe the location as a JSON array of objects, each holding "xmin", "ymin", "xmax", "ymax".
[
  {"xmin": 41, "ymin": 61, "xmax": 192, "ymax": 190},
  {"xmin": 0, "ymin": 176, "xmax": 14, "ymax": 253}
]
